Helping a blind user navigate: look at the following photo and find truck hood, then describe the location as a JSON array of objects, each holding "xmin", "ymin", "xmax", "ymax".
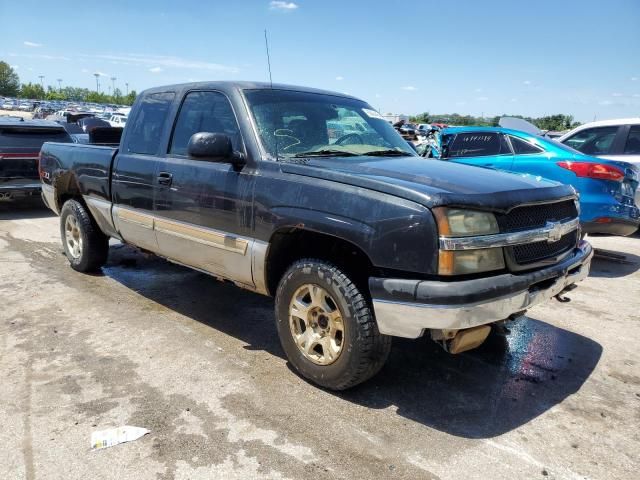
[{"xmin": 280, "ymin": 155, "xmax": 576, "ymax": 213}]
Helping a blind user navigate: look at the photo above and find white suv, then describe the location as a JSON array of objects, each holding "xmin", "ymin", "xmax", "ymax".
[{"xmin": 558, "ymin": 118, "xmax": 640, "ymax": 165}]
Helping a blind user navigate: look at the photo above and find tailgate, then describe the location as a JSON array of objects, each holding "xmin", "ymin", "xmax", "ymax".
[{"xmin": 0, "ymin": 149, "xmax": 40, "ymax": 181}]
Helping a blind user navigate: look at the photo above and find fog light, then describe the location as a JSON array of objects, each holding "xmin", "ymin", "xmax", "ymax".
[{"xmin": 439, "ymin": 248, "xmax": 505, "ymax": 275}]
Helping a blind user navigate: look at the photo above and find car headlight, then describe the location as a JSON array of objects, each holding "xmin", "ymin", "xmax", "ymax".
[
  {"xmin": 434, "ymin": 207, "xmax": 504, "ymax": 275},
  {"xmin": 434, "ymin": 207, "xmax": 499, "ymax": 236}
]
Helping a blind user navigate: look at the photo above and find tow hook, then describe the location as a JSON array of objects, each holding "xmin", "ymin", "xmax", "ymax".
[{"xmin": 555, "ymin": 283, "xmax": 578, "ymax": 303}]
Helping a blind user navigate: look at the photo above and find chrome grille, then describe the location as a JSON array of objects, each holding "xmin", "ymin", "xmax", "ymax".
[
  {"xmin": 496, "ymin": 200, "xmax": 578, "ymax": 232},
  {"xmin": 512, "ymin": 230, "xmax": 578, "ymax": 264},
  {"xmin": 498, "ymin": 200, "xmax": 579, "ymax": 268}
]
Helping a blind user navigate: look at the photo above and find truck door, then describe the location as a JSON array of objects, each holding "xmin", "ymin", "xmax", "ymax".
[
  {"xmin": 112, "ymin": 91, "xmax": 175, "ymax": 252},
  {"xmin": 153, "ymin": 90, "xmax": 256, "ymax": 286}
]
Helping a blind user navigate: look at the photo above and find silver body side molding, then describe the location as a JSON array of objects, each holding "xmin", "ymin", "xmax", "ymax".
[
  {"xmin": 90, "ymin": 201, "xmax": 271, "ymax": 295},
  {"xmin": 84, "ymin": 196, "xmax": 122, "ymax": 240},
  {"xmin": 41, "ymin": 184, "xmax": 58, "ymax": 214}
]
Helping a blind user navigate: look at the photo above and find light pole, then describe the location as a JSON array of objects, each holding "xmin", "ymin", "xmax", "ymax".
[
  {"xmin": 125, "ymin": 82, "xmax": 129, "ymax": 96},
  {"xmin": 93, "ymin": 73, "xmax": 100, "ymax": 93},
  {"xmin": 57, "ymin": 78, "xmax": 62, "ymax": 92},
  {"xmin": 38, "ymin": 75, "xmax": 45, "ymax": 99},
  {"xmin": 111, "ymin": 77, "xmax": 117, "ymax": 94}
]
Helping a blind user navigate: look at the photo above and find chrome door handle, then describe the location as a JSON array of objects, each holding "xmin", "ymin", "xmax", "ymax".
[{"xmin": 157, "ymin": 172, "xmax": 173, "ymax": 186}]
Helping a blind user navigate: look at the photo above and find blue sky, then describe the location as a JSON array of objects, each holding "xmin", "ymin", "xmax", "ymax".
[{"xmin": 1, "ymin": 0, "xmax": 638, "ymax": 121}]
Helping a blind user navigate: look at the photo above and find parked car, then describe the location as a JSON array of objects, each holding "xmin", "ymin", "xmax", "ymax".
[
  {"xmin": 2, "ymin": 100, "xmax": 16, "ymax": 111},
  {"xmin": 395, "ymin": 123, "xmax": 416, "ymax": 140},
  {"xmin": 0, "ymin": 118, "xmax": 72, "ymax": 200},
  {"xmin": 436, "ymin": 127, "xmax": 640, "ymax": 235},
  {"xmin": 77, "ymin": 117, "xmax": 111, "ymax": 132},
  {"xmin": 558, "ymin": 118, "xmax": 640, "ymax": 165},
  {"xmin": 416, "ymin": 123, "xmax": 431, "ymax": 136},
  {"xmin": 33, "ymin": 106, "xmax": 56, "ymax": 119},
  {"xmin": 40, "ymin": 81, "xmax": 593, "ymax": 390},
  {"xmin": 108, "ymin": 114, "xmax": 127, "ymax": 127}
]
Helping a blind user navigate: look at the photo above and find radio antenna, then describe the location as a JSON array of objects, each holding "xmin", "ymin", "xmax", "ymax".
[
  {"xmin": 264, "ymin": 29, "xmax": 273, "ymax": 88},
  {"xmin": 264, "ymin": 28, "xmax": 279, "ymax": 160}
]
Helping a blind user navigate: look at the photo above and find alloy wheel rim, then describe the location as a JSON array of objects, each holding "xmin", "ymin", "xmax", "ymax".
[
  {"xmin": 64, "ymin": 215, "xmax": 83, "ymax": 259},
  {"xmin": 289, "ymin": 284, "xmax": 345, "ymax": 366}
]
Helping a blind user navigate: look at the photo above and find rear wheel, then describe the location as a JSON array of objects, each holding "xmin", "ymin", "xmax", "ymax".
[
  {"xmin": 275, "ymin": 259, "xmax": 391, "ymax": 390},
  {"xmin": 60, "ymin": 199, "xmax": 109, "ymax": 272}
]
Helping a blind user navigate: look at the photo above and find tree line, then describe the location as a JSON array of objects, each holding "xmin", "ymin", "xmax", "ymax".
[
  {"xmin": 410, "ymin": 112, "xmax": 581, "ymax": 132},
  {"xmin": 0, "ymin": 61, "xmax": 136, "ymax": 106}
]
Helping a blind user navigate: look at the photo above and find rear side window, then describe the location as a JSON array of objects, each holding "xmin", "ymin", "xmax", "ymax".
[
  {"xmin": 0, "ymin": 127, "xmax": 72, "ymax": 148},
  {"xmin": 624, "ymin": 125, "xmax": 640, "ymax": 154},
  {"xmin": 170, "ymin": 91, "xmax": 242, "ymax": 155},
  {"xmin": 563, "ymin": 126, "xmax": 617, "ymax": 155},
  {"xmin": 446, "ymin": 132, "xmax": 510, "ymax": 158},
  {"xmin": 509, "ymin": 135, "xmax": 543, "ymax": 154},
  {"xmin": 126, "ymin": 92, "xmax": 174, "ymax": 155}
]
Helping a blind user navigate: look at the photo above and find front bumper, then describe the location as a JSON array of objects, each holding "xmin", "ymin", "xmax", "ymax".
[{"xmin": 370, "ymin": 241, "xmax": 593, "ymax": 339}]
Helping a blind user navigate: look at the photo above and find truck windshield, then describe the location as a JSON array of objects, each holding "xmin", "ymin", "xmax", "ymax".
[{"xmin": 244, "ymin": 89, "xmax": 415, "ymax": 159}]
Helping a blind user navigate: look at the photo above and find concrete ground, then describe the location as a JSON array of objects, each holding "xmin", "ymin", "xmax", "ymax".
[
  {"xmin": 1, "ymin": 201, "xmax": 639, "ymax": 480},
  {"xmin": 0, "ymin": 109, "xmax": 33, "ymax": 119}
]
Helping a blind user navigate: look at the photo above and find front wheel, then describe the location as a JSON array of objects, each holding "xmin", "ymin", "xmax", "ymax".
[
  {"xmin": 60, "ymin": 199, "xmax": 109, "ymax": 272},
  {"xmin": 275, "ymin": 259, "xmax": 391, "ymax": 390}
]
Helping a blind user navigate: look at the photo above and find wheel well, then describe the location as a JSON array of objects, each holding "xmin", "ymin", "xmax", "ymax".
[
  {"xmin": 265, "ymin": 229, "xmax": 374, "ymax": 296},
  {"xmin": 54, "ymin": 174, "xmax": 83, "ymax": 211}
]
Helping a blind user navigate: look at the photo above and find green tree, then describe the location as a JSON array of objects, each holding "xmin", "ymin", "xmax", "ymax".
[
  {"xmin": 0, "ymin": 61, "xmax": 20, "ymax": 97},
  {"xmin": 20, "ymin": 82, "xmax": 45, "ymax": 99},
  {"xmin": 410, "ymin": 112, "xmax": 431, "ymax": 124},
  {"xmin": 45, "ymin": 86, "xmax": 65, "ymax": 101}
]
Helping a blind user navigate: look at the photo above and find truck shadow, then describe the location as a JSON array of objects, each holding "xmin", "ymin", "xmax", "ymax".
[
  {"xmin": 103, "ymin": 245, "xmax": 602, "ymax": 439},
  {"xmin": 0, "ymin": 199, "xmax": 54, "ymax": 220},
  {"xmin": 589, "ymin": 250, "xmax": 640, "ymax": 278},
  {"xmin": 336, "ymin": 319, "xmax": 602, "ymax": 438}
]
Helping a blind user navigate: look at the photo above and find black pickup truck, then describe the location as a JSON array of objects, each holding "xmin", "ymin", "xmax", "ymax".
[{"xmin": 40, "ymin": 82, "xmax": 593, "ymax": 389}]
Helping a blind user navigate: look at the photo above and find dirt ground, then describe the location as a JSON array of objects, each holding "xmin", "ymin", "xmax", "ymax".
[
  {"xmin": 0, "ymin": 109, "xmax": 33, "ymax": 119},
  {"xmin": 1, "ymin": 200, "xmax": 639, "ymax": 480}
]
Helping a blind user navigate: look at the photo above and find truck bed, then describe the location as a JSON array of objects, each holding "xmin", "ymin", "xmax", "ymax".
[{"xmin": 39, "ymin": 142, "xmax": 118, "ymax": 210}]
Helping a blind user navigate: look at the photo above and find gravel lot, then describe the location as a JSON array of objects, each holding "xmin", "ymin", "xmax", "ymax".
[{"xmin": 1, "ymin": 201, "xmax": 639, "ymax": 480}]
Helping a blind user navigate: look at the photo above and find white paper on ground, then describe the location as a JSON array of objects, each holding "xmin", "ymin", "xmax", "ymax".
[{"xmin": 91, "ymin": 426, "xmax": 150, "ymax": 450}]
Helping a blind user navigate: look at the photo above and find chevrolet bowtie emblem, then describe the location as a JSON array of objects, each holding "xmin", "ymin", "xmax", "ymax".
[{"xmin": 546, "ymin": 221, "xmax": 563, "ymax": 243}]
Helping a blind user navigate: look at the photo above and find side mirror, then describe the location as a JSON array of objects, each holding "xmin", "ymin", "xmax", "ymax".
[{"xmin": 187, "ymin": 132, "xmax": 245, "ymax": 167}]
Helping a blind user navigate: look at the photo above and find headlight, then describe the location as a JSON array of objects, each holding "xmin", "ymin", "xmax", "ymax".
[
  {"xmin": 434, "ymin": 207, "xmax": 504, "ymax": 275},
  {"xmin": 434, "ymin": 208, "xmax": 499, "ymax": 236}
]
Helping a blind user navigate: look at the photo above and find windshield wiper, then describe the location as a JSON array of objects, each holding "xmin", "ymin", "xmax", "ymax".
[
  {"xmin": 361, "ymin": 149, "xmax": 411, "ymax": 156},
  {"xmin": 292, "ymin": 149, "xmax": 359, "ymax": 157}
]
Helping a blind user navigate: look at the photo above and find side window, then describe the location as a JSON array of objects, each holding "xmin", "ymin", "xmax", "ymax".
[
  {"xmin": 510, "ymin": 135, "xmax": 543, "ymax": 154},
  {"xmin": 447, "ymin": 132, "xmax": 507, "ymax": 158},
  {"xmin": 170, "ymin": 91, "xmax": 242, "ymax": 156},
  {"xmin": 126, "ymin": 92, "xmax": 174, "ymax": 155},
  {"xmin": 563, "ymin": 126, "xmax": 618, "ymax": 155},
  {"xmin": 624, "ymin": 125, "xmax": 640, "ymax": 154}
]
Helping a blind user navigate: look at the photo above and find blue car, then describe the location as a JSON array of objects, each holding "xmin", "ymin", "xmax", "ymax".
[{"xmin": 437, "ymin": 127, "xmax": 640, "ymax": 236}]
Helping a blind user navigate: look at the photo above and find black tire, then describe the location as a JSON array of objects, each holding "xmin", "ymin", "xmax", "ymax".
[
  {"xmin": 60, "ymin": 199, "xmax": 109, "ymax": 272},
  {"xmin": 275, "ymin": 259, "xmax": 391, "ymax": 390}
]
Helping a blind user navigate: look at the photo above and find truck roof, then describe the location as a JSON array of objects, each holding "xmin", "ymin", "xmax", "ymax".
[
  {"xmin": 0, "ymin": 117, "xmax": 66, "ymax": 129},
  {"xmin": 141, "ymin": 81, "xmax": 361, "ymax": 101}
]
